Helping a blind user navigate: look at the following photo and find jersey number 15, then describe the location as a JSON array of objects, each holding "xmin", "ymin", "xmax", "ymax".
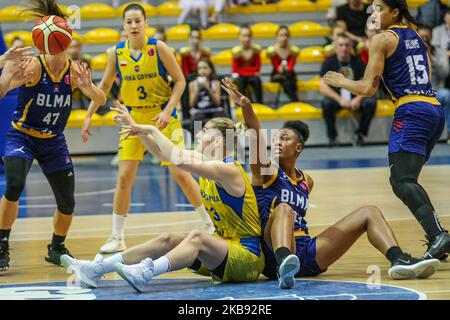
[{"xmin": 406, "ymin": 55, "xmax": 429, "ymax": 85}]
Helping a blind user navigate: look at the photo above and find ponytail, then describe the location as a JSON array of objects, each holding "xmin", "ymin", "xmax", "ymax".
[
  {"xmin": 21, "ymin": 0, "xmax": 67, "ymax": 19},
  {"xmin": 383, "ymin": 0, "xmax": 423, "ymax": 27}
]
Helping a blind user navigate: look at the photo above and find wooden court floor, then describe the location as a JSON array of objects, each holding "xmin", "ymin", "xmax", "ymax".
[{"xmin": 1, "ymin": 165, "xmax": 449, "ymax": 299}]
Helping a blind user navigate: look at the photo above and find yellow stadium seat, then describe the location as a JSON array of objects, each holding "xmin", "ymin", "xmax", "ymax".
[
  {"xmin": 145, "ymin": 27, "xmax": 157, "ymax": 38},
  {"xmin": 297, "ymin": 76, "xmax": 320, "ymax": 92},
  {"xmin": 211, "ymin": 50, "xmax": 232, "ymax": 66},
  {"xmin": 277, "ymin": 102, "xmax": 322, "ymax": 120},
  {"xmin": 277, "ymin": 0, "xmax": 317, "ymax": 12},
  {"xmin": 67, "ymin": 110, "xmax": 103, "ymax": 128},
  {"xmin": 81, "ymin": 3, "xmax": 117, "ymax": 19},
  {"xmin": 72, "ymin": 31, "xmax": 84, "ymax": 43},
  {"xmin": 84, "ymin": 28, "xmax": 120, "ymax": 44},
  {"xmin": 4, "ymin": 31, "xmax": 33, "ymax": 47},
  {"xmin": 227, "ymin": 4, "xmax": 277, "ymax": 14},
  {"xmin": 102, "ymin": 110, "xmax": 119, "ymax": 126},
  {"xmin": 299, "ymin": 46, "xmax": 324, "ymax": 63},
  {"xmin": 157, "ymin": 1, "xmax": 182, "ymax": 16},
  {"xmin": 251, "ymin": 22, "xmax": 279, "ymax": 39},
  {"xmin": 315, "ymin": 0, "xmax": 332, "ymax": 10},
  {"xmin": 263, "ymin": 82, "xmax": 282, "ymax": 93},
  {"xmin": 0, "ymin": 6, "xmax": 33, "ymax": 22},
  {"xmin": 406, "ymin": 0, "xmax": 428, "ymax": 9},
  {"xmin": 167, "ymin": 24, "xmax": 191, "ymax": 41},
  {"xmin": 260, "ymin": 49, "xmax": 271, "ymax": 65},
  {"xmin": 375, "ymin": 99, "xmax": 395, "ymax": 117},
  {"xmin": 118, "ymin": 2, "xmax": 157, "ymax": 17},
  {"xmin": 91, "ymin": 53, "xmax": 107, "ymax": 70},
  {"xmin": 204, "ymin": 24, "xmax": 240, "ymax": 40},
  {"xmin": 235, "ymin": 103, "xmax": 278, "ymax": 121},
  {"xmin": 289, "ymin": 21, "xmax": 331, "ymax": 37}
]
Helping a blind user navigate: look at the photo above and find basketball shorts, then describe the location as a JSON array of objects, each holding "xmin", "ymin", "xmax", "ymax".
[
  {"xmin": 389, "ymin": 102, "xmax": 445, "ymax": 161},
  {"xmin": 3, "ymin": 128, "xmax": 73, "ymax": 174},
  {"xmin": 118, "ymin": 108, "xmax": 185, "ymax": 166},
  {"xmin": 261, "ymin": 235, "xmax": 325, "ymax": 279}
]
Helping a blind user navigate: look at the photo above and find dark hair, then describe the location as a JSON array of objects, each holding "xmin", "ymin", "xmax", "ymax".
[
  {"xmin": 283, "ymin": 121, "xmax": 310, "ymax": 145},
  {"xmin": 383, "ymin": 0, "xmax": 422, "ymax": 27},
  {"xmin": 417, "ymin": 24, "xmax": 432, "ymax": 33},
  {"xmin": 123, "ymin": 3, "xmax": 146, "ymax": 19},
  {"xmin": 21, "ymin": 0, "xmax": 67, "ymax": 19},
  {"xmin": 240, "ymin": 24, "xmax": 252, "ymax": 35},
  {"xmin": 277, "ymin": 25, "xmax": 290, "ymax": 37},
  {"xmin": 198, "ymin": 58, "xmax": 217, "ymax": 79}
]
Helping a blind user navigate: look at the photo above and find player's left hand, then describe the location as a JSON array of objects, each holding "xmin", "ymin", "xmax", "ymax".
[
  {"xmin": 72, "ymin": 61, "xmax": 92, "ymax": 89},
  {"xmin": 153, "ymin": 109, "xmax": 171, "ymax": 130},
  {"xmin": 221, "ymin": 77, "xmax": 251, "ymax": 107},
  {"xmin": 323, "ymin": 71, "xmax": 344, "ymax": 88},
  {"xmin": 3, "ymin": 46, "xmax": 34, "ymax": 63}
]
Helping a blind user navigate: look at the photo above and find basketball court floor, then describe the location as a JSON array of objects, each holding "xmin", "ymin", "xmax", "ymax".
[{"xmin": 0, "ymin": 144, "xmax": 449, "ymax": 300}]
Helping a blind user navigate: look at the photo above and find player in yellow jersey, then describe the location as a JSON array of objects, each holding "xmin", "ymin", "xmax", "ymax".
[
  {"xmin": 61, "ymin": 102, "xmax": 265, "ymax": 292},
  {"xmin": 81, "ymin": 3, "xmax": 214, "ymax": 254}
]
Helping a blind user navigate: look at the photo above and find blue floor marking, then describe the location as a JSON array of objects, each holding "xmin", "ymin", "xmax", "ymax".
[{"xmin": 0, "ymin": 278, "xmax": 425, "ymax": 300}]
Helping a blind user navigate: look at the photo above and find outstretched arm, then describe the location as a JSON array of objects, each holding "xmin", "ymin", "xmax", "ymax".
[
  {"xmin": 0, "ymin": 58, "xmax": 37, "ymax": 99},
  {"xmin": 72, "ymin": 61, "xmax": 106, "ymax": 106},
  {"xmin": 323, "ymin": 32, "xmax": 395, "ymax": 97},
  {"xmin": 0, "ymin": 46, "xmax": 34, "ymax": 69}
]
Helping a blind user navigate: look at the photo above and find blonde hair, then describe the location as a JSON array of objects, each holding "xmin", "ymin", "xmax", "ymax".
[{"xmin": 205, "ymin": 117, "xmax": 246, "ymax": 155}]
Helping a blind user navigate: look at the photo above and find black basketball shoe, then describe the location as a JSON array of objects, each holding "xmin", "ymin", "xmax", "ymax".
[
  {"xmin": 45, "ymin": 243, "xmax": 73, "ymax": 266},
  {"xmin": 423, "ymin": 232, "xmax": 450, "ymax": 260},
  {"xmin": 388, "ymin": 253, "xmax": 440, "ymax": 280},
  {"xmin": 0, "ymin": 241, "xmax": 10, "ymax": 272}
]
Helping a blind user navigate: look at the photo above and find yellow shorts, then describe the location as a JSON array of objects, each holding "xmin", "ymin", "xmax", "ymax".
[
  {"xmin": 189, "ymin": 238, "xmax": 265, "ymax": 283},
  {"xmin": 118, "ymin": 108, "xmax": 185, "ymax": 166}
]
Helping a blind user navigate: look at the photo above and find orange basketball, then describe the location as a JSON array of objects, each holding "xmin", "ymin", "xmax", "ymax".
[{"xmin": 32, "ymin": 15, "xmax": 72, "ymax": 55}]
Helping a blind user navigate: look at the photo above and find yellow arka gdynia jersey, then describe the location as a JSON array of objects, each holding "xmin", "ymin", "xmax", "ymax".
[
  {"xmin": 115, "ymin": 37, "xmax": 173, "ymax": 114},
  {"xmin": 199, "ymin": 157, "xmax": 262, "ymax": 255}
]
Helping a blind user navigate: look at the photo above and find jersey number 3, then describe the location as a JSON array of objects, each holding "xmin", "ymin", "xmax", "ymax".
[
  {"xmin": 406, "ymin": 55, "xmax": 429, "ymax": 85},
  {"xmin": 137, "ymin": 86, "xmax": 148, "ymax": 100}
]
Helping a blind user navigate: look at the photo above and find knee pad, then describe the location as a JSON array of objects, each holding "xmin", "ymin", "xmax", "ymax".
[
  {"xmin": 390, "ymin": 178, "xmax": 419, "ymax": 205},
  {"xmin": 4, "ymin": 179, "xmax": 25, "ymax": 202},
  {"xmin": 46, "ymin": 169, "xmax": 75, "ymax": 215},
  {"xmin": 56, "ymin": 195, "xmax": 75, "ymax": 215}
]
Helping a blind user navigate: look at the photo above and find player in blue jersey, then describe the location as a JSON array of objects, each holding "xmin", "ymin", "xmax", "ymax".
[
  {"xmin": 324, "ymin": 0, "xmax": 450, "ymax": 260},
  {"xmin": 0, "ymin": 0, "xmax": 106, "ymax": 272},
  {"xmin": 222, "ymin": 78, "xmax": 440, "ymax": 289}
]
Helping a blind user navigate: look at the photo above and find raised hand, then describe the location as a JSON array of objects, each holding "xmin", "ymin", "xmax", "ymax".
[
  {"xmin": 110, "ymin": 100, "xmax": 136, "ymax": 127},
  {"xmin": 221, "ymin": 77, "xmax": 251, "ymax": 106},
  {"xmin": 3, "ymin": 46, "xmax": 34, "ymax": 63},
  {"xmin": 72, "ymin": 61, "xmax": 93, "ymax": 89}
]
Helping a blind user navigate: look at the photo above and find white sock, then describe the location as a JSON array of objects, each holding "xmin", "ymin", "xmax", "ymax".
[
  {"xmin": 152, "ymin": 256, "xmax": 171, "ymax": 276},
  {"xmin": 112, "ymin": 212, "xmax": 127, "ymax": 238},
  {"xmin": 101, "ymin": 253, "xmax": 124, "ymax": 274},
  {"xmin": 195, "ymin": 205, "xmax": 213, "ymax": 225}
]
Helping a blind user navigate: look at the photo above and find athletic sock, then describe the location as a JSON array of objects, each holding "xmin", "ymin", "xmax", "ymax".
[
  {"xmin": 112, "ymin": 212, "xmax": 127, "ymax": 238},
  {"xmin": 274, "ymin": 247, "xmax": 291, "ymax": 266},
  {"xmin": 414, "ymin": 205, "xmax": 444, "ymax": 239},
  {"xmin": 51, "ymin": 234, "xmax": 66, "ymax": 249},
  {"xmin": 386, "ymin": 246, "xmax": 404, "ymax": 263},
  {"xmin": 101, "ymin": 253, "xmax": 124, "ymax": 274},
  {"xmin": 152, "ymin": 256, "xmax": 171, "ymax": 276},
  {"xmin": 0, "ymin": 229, "xmax": 11, "ymax": 246}
]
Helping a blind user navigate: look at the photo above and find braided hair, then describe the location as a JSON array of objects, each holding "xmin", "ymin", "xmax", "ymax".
[{"xmin": 383, "ymin": 0, "xmax": 423, "ymax": 27}]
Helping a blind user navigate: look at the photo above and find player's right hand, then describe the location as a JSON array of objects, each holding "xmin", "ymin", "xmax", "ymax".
[
  {"xmin": 81, "ymin": 118, "xmax": 92, "ymax": 143},
  {"xmin": 3, "ymin": 46, "xmax": 34, "ymax": 63}
]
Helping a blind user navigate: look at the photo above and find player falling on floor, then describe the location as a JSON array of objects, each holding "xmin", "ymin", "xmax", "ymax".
[
  {"xmin": 221, "ymin": 78, "xmax": 440, "ymax": 289},
  {"xmin": 324, "ymin": 0, "xmax": 450, "ymax": 260},
  {"xmin": 0, "ymin": 0, "xmax": 106, "ymax": 272},
  {"xmin": 61, "ymin": 102, "xmax": 264, "ymax": 292},
  {"xmin": 81, "ymin": 3, "xmax": 214, "ymax": 254}
]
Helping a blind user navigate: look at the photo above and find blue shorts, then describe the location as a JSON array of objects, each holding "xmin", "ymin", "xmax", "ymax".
[
  {"xmin": 3, "ymin": 128, "xmax": 73, "ymax": 174},
  {"xmin": 389, "ymin": 102, "xmax": 445, "ymax": 160},
  {"xmin": 262, "ymin": 235, "xmax": 325, "ymax": 279}
]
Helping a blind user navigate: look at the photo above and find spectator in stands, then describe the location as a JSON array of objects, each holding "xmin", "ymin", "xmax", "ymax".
[
  {"xmin": 319, "ymin": 33, "xmax": 376, "ymax": 147},
  {"xmin": 355, "ymin": 26, "xmax": 377, "ymax": 65},
  {"xmin": 266, "ymin": 26, "xmax": 300, "ymax": 103},
  {"xmin": 417, "ymin": 0, "xmax": 447, "ymax": 29},
  {"xmin": 324, "ymin": 25, "xmax": 347, "ymax": 58},
  {"xmin": 326, "ymin": 0, "xmax": 348, "ymax": 23},
  {"xmin": 10, "ymin": 37, "xmax": 25, "ymax": 49},
  {"xmin": 335, "ymin": 0, "xmax": 370, "ymax": 44},
  {"xmin": 179, "ymin": 27, "xmax": 211, "ymax": 79},
  {"xmin": 188, "ymin": 59, "xmax": 224, "ymax": 135},
  {"xmin": 418, "ymin": 25, "xmax": 450, "ymax": 143},
  {"xmin": 209, "ymin": 0, "xmax": 227, "ymax": 25},
  {"xmin": 178, "ymin": 0, "xmax": 209, "ymax": 29},
  {"xmin": 232, "ymin": 25, "xmax": 263, "ymax": 104}
]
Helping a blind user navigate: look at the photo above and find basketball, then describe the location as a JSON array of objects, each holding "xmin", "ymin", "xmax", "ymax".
[{"xmin": 32, "ymin": 15, "xmax": 72, "ymax": 55}]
